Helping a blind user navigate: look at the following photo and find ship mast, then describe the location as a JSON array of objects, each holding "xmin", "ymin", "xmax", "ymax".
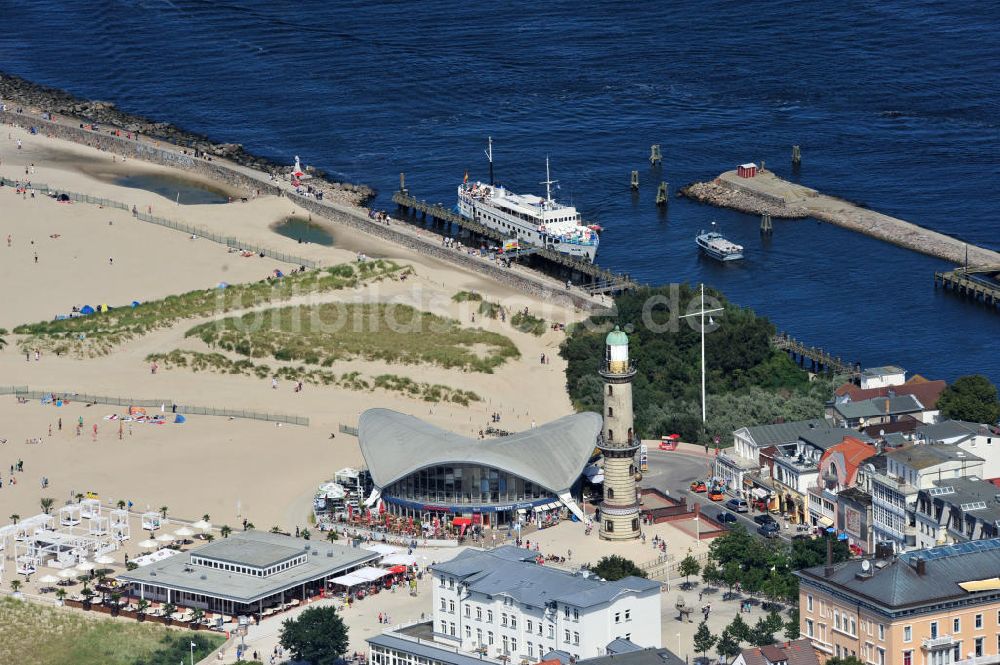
[
  {"xmin": 485, "ymin": 136, "xmax": 494, "ymax": 186},
  {"xmin": 540, "ymin": 156, "xmax": 558, "ymax": 204}
]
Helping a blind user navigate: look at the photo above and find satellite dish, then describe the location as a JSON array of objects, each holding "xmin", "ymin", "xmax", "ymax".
[
  {"xmin": 879, "ymin": 429, "xmax": 885, "ymax": 437},
  {"xmin": 861, "ymin": 560, "xmax": 872, "ymax": 573}
]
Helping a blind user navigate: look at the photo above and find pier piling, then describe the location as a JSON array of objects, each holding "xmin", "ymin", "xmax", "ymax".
[
  {"xmin": 791, "ymin": 145, "xmax": 801, "ymax": 166},
  {"xmin": 649, "ymin": 144, "xmax": 662, "ymax": 165},
  {"xmin": 760, "ymin": 213, "xmax": 773, "ymax": 235},
  {"xmin": 655, "ymin": 182, "xmax": 669, "ymax": 207},
  {"xmin": 399, "ymin": 172, "xmax": 407, "ymax": 195},
  {"xmin": 630, "ymin": 171, "xmax": 639, "ymax": 190}
]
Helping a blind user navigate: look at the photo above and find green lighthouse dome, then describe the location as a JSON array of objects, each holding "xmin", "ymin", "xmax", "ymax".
[{"xmin": 605, "ymin": 325, "xmax": 629, "ymax": 346}]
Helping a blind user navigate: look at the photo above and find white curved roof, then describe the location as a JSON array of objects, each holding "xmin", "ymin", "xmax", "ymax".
[{"xmin": 358, "ymin": 408, "xmax": 603, "ymax": 493}]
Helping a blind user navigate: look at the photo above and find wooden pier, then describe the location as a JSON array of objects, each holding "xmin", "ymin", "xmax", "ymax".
[
  {"xmin": 392, "ymin": 188, "xmax": 637, "ymax": 294},
  {"xmin": 935, "ymin": 266, "xmax": 1000, "ymax": 310},
  {"xmin": 772, "ymin": 332, "xmax": 860, "ymax": 378}
]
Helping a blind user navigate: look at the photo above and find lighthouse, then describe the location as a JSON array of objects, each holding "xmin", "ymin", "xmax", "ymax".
[{"xmin": 597, "ymin": 326, "xmax": 641, "ymax": 540}]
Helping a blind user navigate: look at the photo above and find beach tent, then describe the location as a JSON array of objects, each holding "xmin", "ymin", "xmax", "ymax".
[
  {"xmin": 173, "ymin": 415, "xmax": 186, "ymax": 424},
  {"xmin": 79, "ymin": 305, "xmax": 95, "ymax": 315},
  {"xmin": 97, "ymin": 304, "xmax": 109, "ymax": 313},
  {"xmin": 57, "ymin": 193, "xmax": 70, "ymax": 202},
  {"xmin": 130, "ymin": 301, "xmax": 141, "ymax": 308},
  {"xmin": 216, "ymin": 282, "xmax": 228, "ymax": 290}
]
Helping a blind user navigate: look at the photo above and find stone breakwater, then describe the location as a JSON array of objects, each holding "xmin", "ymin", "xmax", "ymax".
[
  {"xmin": 682, "ymin": 169, "xmax": 1000, "ymax": 267},
  {"xmin": 0, "ymin": 71, "xmax": 374, "ymax": 206},
  {"xmin": 1, "ymin": 106, "xmax": 603, "ymax": 312}
]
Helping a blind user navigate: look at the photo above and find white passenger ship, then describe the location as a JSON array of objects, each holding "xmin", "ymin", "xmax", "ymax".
[{"xmin": 456, "ymin": 141, "xmax": 599, "ymax": 262}]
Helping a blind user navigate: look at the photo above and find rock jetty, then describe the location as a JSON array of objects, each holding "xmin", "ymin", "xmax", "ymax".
[
  {"xmin": 0, "ymin": 71, "xmax": 374, "ymax": 206},
  {"xmin": 681, "ymin": 169, "xmax": 1000, "ymax": 267}
]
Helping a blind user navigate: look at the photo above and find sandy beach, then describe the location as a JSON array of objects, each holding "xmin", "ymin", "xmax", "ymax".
[{"xmin": 0, "ymin": 124, "xmax": 584, "ymax": 534}]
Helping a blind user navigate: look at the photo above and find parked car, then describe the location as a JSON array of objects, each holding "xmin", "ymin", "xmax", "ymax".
[
  {"xmin": 716, "ymin": 512, "xmax": 738, "ymax": 524},
  {"xmin": 689, "ymin": 481, "xmax": 707, "ymax": 493},
  {"xmin": 757, "ymin": 523, "xmax": 780, "ymax": 538},
  {"xmin": 725, "ymin": 498, "xmax": 749, "ymax": 513},
  {"xmin": 708, "ymin": 490, "xmax": 725, "ymax": 502},
  {"xmin": 753, "ymin": 514, "xmax": 777, "ymax": 527}
]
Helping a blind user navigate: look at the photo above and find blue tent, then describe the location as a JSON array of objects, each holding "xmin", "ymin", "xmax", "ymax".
[
  {"xmin": 80, "ymin": 305, "xmax": 95, "ymax": 315},
  {"xmin": 174, "ymin": 414, "xmax": 186, "ymax": 424},
  {"xmin": 131, "ymin": 301, "xmax": 141, "ymax": 308},
  {"xmin": 216, "ymin": 282, "xmax": 229, "ymax": 290}
]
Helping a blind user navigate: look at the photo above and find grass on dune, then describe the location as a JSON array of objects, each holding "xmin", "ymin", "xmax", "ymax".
[
  {"xmin": 186, "ymin": 302, "xmax": 520, "ymax": 373},
  {"xmin": 146, "ymin": 350, "xmax": 482, "ymax": 405},
  {"xmin": 13, "ymin": 260, "xmax": 407, "ymax": 357},
  {"xmin": 0, "ymin": 597, "xmax": 223, "ymax": 665}
]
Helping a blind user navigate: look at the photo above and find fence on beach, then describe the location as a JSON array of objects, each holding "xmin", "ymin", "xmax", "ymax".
[
  {"xmin": 1, "ymin": 386, "xmax": 309, "ymax": 426},
  {"xmin": 0, "ymin": 176, "xmax": 319, "ymax": 268}
]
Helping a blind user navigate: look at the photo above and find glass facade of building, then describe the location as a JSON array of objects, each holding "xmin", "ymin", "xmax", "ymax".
[{"xmin": 386, "ymin": 464, "xmax": 548, "ymax": 506}]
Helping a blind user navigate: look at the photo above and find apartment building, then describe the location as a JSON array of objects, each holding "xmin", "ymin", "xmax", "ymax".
[
  {"xmin": 914, "ymin": 478, "xmax": 1000, "ymax": 549},
  {"xmin": 429, "ymin": 546, "xmax": 661, "ymax": 661},
  {"xmin": 797, "ymin": 539, "xmax": 1000, "ymax": 665}
]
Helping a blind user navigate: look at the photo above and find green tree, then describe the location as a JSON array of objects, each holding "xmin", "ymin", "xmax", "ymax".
[
  {"xmin": 750, "ymin": 616, "xmax": 776, "ymax": 647},
  {"xmin": 9, "ymin": 514, "xmax": 19, "ymax": 524},
  {"xmin": 159, "ymin": 505, "xmax": 168, "ymax": 518},
  {"xmin": 701, "ymin": 561, "xmax": 720, "ymax": 587},
  {"xmin": 55, "ymin": 588, "xmax": 67, "ymax": 603},
  {"xmin": 116, "ymin": 499, "xmax": 127, "ymax": 510},
  {"xmin": 785, "ymin": 608, "xmax": 801, "ymax": 640},
  {"xmin": 938, "ymin": 375, "xmax": 1000, "ymax": 424},
  {"xmin": 134, "ymin": 633, "xmax": 218, "ymax": 665},
  {"xmin": 726, "ymin": 614, "xmax": 751, "ymax": 644},
  {"xmin": 693, "ymin": 621, "xmax": 717, "ymax": 660},
  {"xmin": 591, "ymin": 555, "xmax": 647, "ymax": 581},
  {"xmin": 716, "ymin": 629, "xmax": 742, "ymax": 663},
  {"xmin": 279, "ymin": 605, "xmax": 349, "ymax": 665},
  {"xmin": 220, "ymin": 525, "xmax": 232, "ymax": 538},
  {"xmin": 763, "ymin": 610, "xmax": 784, "ymax": 636},
  {"xmin": 161, "ymin": 602, "xmax": 176, "ymax": 620},
  {"xmin": 679, "ymin": 553, "xmax": 701, "ymax": 585},
  {"xmin": 39, "ymin": 497, "xmax": 55, "ymax": 514},
  {"xmin": 10, "ymin": 580, "xmax": 21, "ymax": 593},
  {"xmin": 826, "ymin": 658, "xmax": 866, "ymax": 665}
]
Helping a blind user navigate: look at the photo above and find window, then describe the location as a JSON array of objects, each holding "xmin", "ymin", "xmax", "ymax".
[
  {"xmin": 877, "ymin": 648, "xmax": 885, "ymax": 665},
  {"xmin": 465, "ymin": 625, "xmax": 471, "ymax": 639},
  {"xmin": 449, "ymin": 600, "xmax": 455, "ymax": 613},
  {"xmin": 477, "ymin": 607, "xmax": 482, "ymax": 621},
  {"xmin": 879, "ymin": 624, "xmax": 885, "ymax": 641},
  {"xmin": 502, "ymin": 636, "xmax": 509, "ymax": 654},
  {"xmin": 615, "ymin": 612, "xmax": 621, "ymax": 624},
  {"xmin": 573, "ymin": 632, "xmax": 579, "ymax": 646},
  {"xmin": 624, "ymin": 609, "xmax": 630, "ymax": 622},
  {"xmin": 440, "ymin": 599, "xmax": 447, "ymax": 611},
  {"xmin": 548, "ymin": 625, "xmax": 555, "ymax": 639},
  {"xmin": 807, "ymin": 595, "xmax": 813, "ymax": 612},
  {"xmin": 449, "ymin": 579, "xmax": 455, "ymax": 589},
  {"xmin": 488, "ymin": 631, "xmax": 494, "ymax": 646},
  {"xmin": 608, "ymin": 407, "xmax": 614, "ymax": 417},
  {"xmin": 850, "ymin": 618, "xmax": 856, "ymax": 636},
  {"xmin": 527, "ymin": 620, "xmax": 532, "ymax": 633},
  {"xmin": 904, "ymin": 626, "xmax": 912, "ymax": 642},
  {"xmin": 511, "ymin": 617, "xmax": 517, "ymax": 629},
  {"xmin": 564, "ymin": 606, "xmax": 570, "ymax": 620},
  {"xmin": 953, "ymin": 618, "xmax": 960, "ymax": 633},
  {"xmin": 501, "ymin": 614, "xmax": 508, "ymax": 627},
  {"xmin": 573, "ymin": 609, "xmax": 579, "ymax": 621},
  {"xmin": 564, "ymin": 630, "xmax": 570, "ymax": 643},
  {"xmin": 975, "ymin": 638, "xmax": 984, "ymax": 657},
  {"xmin": 975, "ymin": 613, "xmax": 983, "ymax": 629},
  {"xmin": 805, "ymin": 620, "xmax": 814, "ymax": 637},
  {"xmin": 511, "ymin": 639, "xmax": 517, "ymax": 653},
  {"xmin": 834, "ymin": 610, "xmax": 841, "ymax": 631},
  {"xmin": 605, "ymin": 520, "xmax": 614, "ymax": 532},
  {"xmin": 440, "ymin": 621, "xmax": 448, "ymax": 634},
  {"xmin": 528, "ymin": 643, "xmax": 534, "ymax": 658},
  {"xmin": 902, "ymin": 650, "xmax": 912, "ymax": 665},
  {"xmin": 487, "ymin": 610, "xmax": 493, "ymax": 623},
  {"xmin": 450, "ymin": 622, "xmax": 456, "ymax": 637}
]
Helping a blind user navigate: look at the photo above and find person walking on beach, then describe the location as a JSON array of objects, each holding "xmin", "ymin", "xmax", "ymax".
[
  {"xmin": 271, "ymin": 376, "xmax": 278, "ymax": 390},
  {"xmin": 58, "ymin": 418, "xmax": 62, "ymax": 431}
]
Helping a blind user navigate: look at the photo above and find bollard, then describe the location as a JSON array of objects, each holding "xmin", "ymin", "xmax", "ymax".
[
  {"xmin": 399, "ymin": 172, "xmax": 406, "ymax": 194},
  {"xmin": 649, "ymin": 144, "xmax": 662, "ymax": 165},
  {"xmin": 655, "ymin": 182, "xmax": 668, "ymax": 206},
  {"xmin": 630, "ymin": 171, "xmax": 639, "ymax": 190},
  {"xmin": 792, "ymin": 145, "xmax": 801, "ymax": 165}
]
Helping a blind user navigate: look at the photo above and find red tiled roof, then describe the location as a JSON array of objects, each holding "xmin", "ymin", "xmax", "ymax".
[
  {"xmin": 738, "ymin": 639, "xmax": 819, "ymax": 665},
  {"xmin": 834, "ymin": 379, "xmax": 946, "ymax": 409},
  {"xmin": 820, "ymin": 436, "xmax": 877, "ymax": 485}
]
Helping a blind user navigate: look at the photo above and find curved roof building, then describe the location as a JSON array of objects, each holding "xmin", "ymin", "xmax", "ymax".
[{"xmin": 358, "ymin": 408, "xmax": 602, "ymax": 526}]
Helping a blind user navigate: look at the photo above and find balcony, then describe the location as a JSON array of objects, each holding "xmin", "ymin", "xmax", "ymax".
[
  {"xmin": 955, "ymin": 655, "xmax": 1000, "ymax": 665},
  {"xmin": 872, "ymin": 472, "xmax": 918, "ymax": 496},
  {"xmin": 922, "ymin": 635, "xmax": 954, "ymax": 650}
]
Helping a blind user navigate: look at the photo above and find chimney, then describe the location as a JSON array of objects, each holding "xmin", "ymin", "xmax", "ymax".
[
  {"xmin": 914, "ymin": 558, "xmax": 926, "ymax": 576},
  {"xmin": 884, "ymin": 398, "xmax": 891, "ymax": 415}
]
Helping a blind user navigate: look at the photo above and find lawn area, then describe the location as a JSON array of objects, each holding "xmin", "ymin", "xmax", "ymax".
[
  {"xmin": 0, "ymin": 597, "xmax": 224, "ymax": 665},
  {"xmin": 14, "ymin": 260, "xmax": 407, "ymax": 356},
  {"xmin": 186, "ymin": 302, "xmax": 520, "ymax": 373}
]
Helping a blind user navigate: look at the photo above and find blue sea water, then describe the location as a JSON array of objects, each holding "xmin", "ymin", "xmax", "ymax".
[{"xmin": 3, "ymin": 0, "xmax": 998, "ymax": 384}]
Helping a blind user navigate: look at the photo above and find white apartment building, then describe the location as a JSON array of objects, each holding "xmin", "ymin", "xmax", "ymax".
[
  {"xmin": 872, "ymin": 445, "xmax": 984, "ymax": 552},
  {"xmin": 859, "ymin": 366, "xmax": 907, "ymax": 390},
  {"xmin": 430, "ymin": 546, "xmax": 661, "ymax": 662}
]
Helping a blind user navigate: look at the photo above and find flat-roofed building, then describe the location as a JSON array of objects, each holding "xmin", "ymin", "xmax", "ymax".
[{"xmin": 118, "ymin": 530, "xmax": 378, "ymax": 616}]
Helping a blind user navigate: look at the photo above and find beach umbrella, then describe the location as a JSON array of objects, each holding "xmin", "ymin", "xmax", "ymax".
[
  {"xmin": 75, "ymin": 561, "xmax": 94, "ymax": 573},
  {"xmin": 192, "ymin": 520, "xmax": 211, "ymax": 531},
  {"xmin": 139, "ymin": 538, "xmax": 158, "ymax": 548},
  {"xmin": 155, "ymin": 533, "xmax": 174, "ymax": 543},
  {"xmin": 174, "ymin": 527, "xmax": 194, "ymax": 538},
  {"xmin": 39, "ymin": 574, "xmax": 60, "ymax": 584},
  {"xmin": 95, "ymin": 555, "xmax": 115, "ymax": 565},
  {"xmin": 58, "ymin": 569, "xmax": 77, "ymax": 579}
]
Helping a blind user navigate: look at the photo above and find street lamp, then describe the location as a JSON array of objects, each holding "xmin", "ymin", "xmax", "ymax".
[{"xmin": 679, "ymin": 284, "xmax": 723, "ymax": 423}]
